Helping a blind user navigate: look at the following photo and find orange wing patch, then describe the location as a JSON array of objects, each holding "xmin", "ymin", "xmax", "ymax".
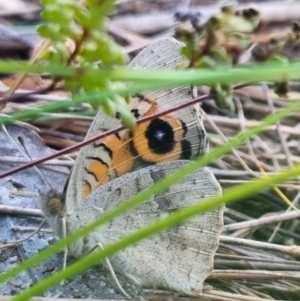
[
  {"xmin": 82, "ymin": 95, "xmax": 193, "ymax": 199},
  {"xmin": 83, "ymin": 132, "xmax": 134, "ymax": 198}
]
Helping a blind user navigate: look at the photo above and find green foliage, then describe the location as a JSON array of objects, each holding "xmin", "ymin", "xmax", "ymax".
[
  {"xmin": 251, "ymin": 21, "xmax": 300, "ymax": 97},
  {"xmin": 37, "ymin": 0, "xmax": 134, "ymax": 129},
  {"xmin": 175, "ymin": 2, "xmax": 260, "ymax": 113}
]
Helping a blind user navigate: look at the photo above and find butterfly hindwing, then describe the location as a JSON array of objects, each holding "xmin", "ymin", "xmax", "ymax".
[{"xmin": 66, "ymin": 160, "xmax": 223, "ymax": 293}]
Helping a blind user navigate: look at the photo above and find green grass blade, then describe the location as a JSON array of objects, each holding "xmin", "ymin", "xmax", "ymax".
[
  {"xmin": 0, "ymin": 60, "xmax": 300, "ymax": 86},
  {"xmin": 1, "ymin": 96, "xmax": 299, "ymax": 286}
]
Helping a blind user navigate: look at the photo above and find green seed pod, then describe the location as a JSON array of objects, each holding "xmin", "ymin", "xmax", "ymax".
[
  {"xmin": 117, "ymin": 106, "xmax": 137, "ymax": 131},
  {"xmin": 101, "ymin": 98, "xmax": 117, "ymax": 116}
]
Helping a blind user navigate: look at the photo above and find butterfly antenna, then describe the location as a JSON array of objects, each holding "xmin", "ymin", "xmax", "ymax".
[{"xmin": 17, "ymin": 136, "xmax": 54, "ymax": 190}]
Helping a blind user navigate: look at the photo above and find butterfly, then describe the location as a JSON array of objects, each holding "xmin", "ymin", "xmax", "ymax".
[{"xmin": 40, "ymin": 37, "xmax": 223, "ymax": 297}]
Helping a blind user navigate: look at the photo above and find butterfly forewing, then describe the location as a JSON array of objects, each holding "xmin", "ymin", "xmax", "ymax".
[{"xmin": 65, "ymin": 38, "xmax": 208, "ymax": 206}]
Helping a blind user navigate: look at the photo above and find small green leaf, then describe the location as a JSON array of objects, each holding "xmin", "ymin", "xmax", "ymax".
[
  {"xmin": 101, "ymin": 98, "xmax": 117, "ymax": 115},
  {"xmin": 37, "ymin": 23, "xmax": 62, "ymax": 41},
  {"xmin": 117, "ymin": 105, "xmax": 136, "ymax": 130},
  {"xmin": 59, "ymin": 22, "xmax": 81, "ymax": 40},
  {"xmin": 195, "ymin": 56, "xmax": 216, "ymax": 68},
  {"xmin": 73, "ymin": 8, "xmax": 90, "ymax": 28}
]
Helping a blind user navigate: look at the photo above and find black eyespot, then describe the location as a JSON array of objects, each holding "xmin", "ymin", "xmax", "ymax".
[{"xmin": 145, "ymin": 119, "xmax": 175, "ymax": 154}]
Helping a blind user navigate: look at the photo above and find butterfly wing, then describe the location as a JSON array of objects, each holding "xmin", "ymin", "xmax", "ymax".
[
  {"xmin": 65, "ymin": 37, "xmax": 208, "ymax": 208},
  {"xmin": 67, "ymin": 160, "xmax": 223, "ymax": 294}
]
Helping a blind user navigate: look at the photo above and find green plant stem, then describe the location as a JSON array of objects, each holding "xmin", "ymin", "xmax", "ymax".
[{"xmin": 0, "ymin": 60, "xmax": 300, "ymax": 86}]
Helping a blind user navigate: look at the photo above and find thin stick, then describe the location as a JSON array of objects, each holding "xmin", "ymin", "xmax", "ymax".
[
  {"xmin": 11, "ymin": 226, "xmax": 52, "ymax": 233},
  {"xmin": 223, "ymin": 211, "xmax": 300, "ymax": 232},
  {"xmin": 0, "ymin": 155, "xmax": 73, "ymax": 167},
  {"xmin": 0, "ymin": 296, "xmax": 112, "ymax": 301},
  {"xmin": 202, "ymin": 290, "xmax": 274, "ymax": 301},
  {"xmin": 209, "ymin": 270, "xmax": 300, "ymax": 281},
  {"xmin": 0, "ymin": 205, "xmax": 43, "ymax": 217},
  {"xmin": 0, "ymin": 219, "xmax": 48, "ymax": 250},
  {"xmin": 204, "ymin": 116, "xmax": 300, "ymax": 137},
  {"xmin": 220, "ymin": 235, "xmax": 300, "ymax": 256},
  {"xmin": 201, "ymin": 106, "xmax": 254, "ymax": 174}
]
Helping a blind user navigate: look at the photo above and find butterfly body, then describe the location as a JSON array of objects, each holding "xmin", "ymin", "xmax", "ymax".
[{"xmin": 40, "ymin": 37, "xmax": 223, "ymax": 296}]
